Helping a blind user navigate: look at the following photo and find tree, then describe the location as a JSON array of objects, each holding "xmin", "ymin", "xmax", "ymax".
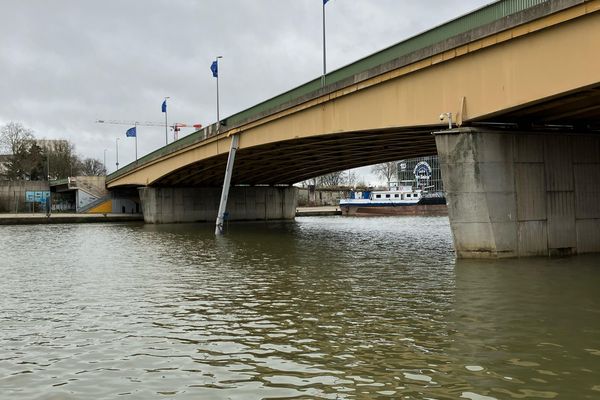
[
  {"xmin": 0, "ymin": 122, "xmax": 97, "ymax": 180},
  {"xmin": 371, "ymin": 161, "xmax": 398, "ymax": 188},
  {"xmin": 3, "ymin": 141, "xmax": 45, "ymax": 180},
  {"xmin": 79, "ymin": 158, "xmax": 106, "ymax": 176},
  {"xmin": 0, "ymin": 122, "xmax": 39, "ymax": 180},
  {"xmin": 26, "ymin": 143, "xmax": 45, "ymax": 180},
  {"xmin": 317, "ymin": 171, "xmax": 345, "ymax": 187},
  {"xmin": 0, "ymin": 122, "xmax": 33, "ymax": 155},
  {"xmin": 39, "ymin": 139, "xmax": 79, "ymax": 179}
]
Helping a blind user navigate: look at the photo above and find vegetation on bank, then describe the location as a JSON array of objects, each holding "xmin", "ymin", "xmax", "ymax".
[{"xmin": 0, "ymin": 122, "xmax": 106, "ymax": 181}]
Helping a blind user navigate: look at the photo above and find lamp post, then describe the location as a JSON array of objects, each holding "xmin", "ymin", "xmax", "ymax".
[
  {"xmin": 134, "ymin": 122, "xmax": 138, "ymax": 161},
  {"xmin": 115, "ymin": 138, "xmax": 120, "ymax": 170},
  {"xmin": 103, "ymin": 148, "xmax": 107, "ymax": 174},
  {"xmin": 322, "ymin": 0, "xmax": 327, "ymax": 87}
]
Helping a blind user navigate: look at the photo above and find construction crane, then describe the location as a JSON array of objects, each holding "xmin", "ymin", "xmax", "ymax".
[
  {"xmin": 96, "ymin": 120, "xmax": 203, "ymax": 141},
  {"xmin": 171, "ymin": 123, "xmax": 203, "ymax": 140}
]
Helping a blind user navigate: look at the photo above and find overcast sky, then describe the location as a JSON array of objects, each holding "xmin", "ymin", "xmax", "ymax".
[{"xmin": 1, "ymin": 0, "xmax": 491, "ymax": 181}]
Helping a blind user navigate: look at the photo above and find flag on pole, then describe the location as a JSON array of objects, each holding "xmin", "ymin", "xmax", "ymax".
[
  {"xmin": 323, "ymin": 0, "xmax": 329, "ymax": 4},
  {"xmin": 210, "ymin": 60, "xmax": 218, "ymax": 77},
  {"xmin": 125, "ymin": 127, "xmax": 137, "ymax": 137},
  {"xmin": 161, "ymin": 100, "xmax": 167, "ymax": 113}
]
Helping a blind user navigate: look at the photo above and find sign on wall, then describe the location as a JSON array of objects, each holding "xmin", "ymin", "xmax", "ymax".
[
  {"xmin": 25, "ymin": 191, "xmax": 50, "ymax": 203},
  {"xmin": 413, "ymin": 161, "xmax": 433, "ymax": 188}
]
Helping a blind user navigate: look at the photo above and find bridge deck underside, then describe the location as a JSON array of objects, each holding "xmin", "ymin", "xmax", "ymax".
[
  {"xmin": 487, "ymin": 84, "xmax": 600, "ymax": 127},
  {"xmin": 152, "ymin": 129, "xmax": 437, "ymax": 187}
]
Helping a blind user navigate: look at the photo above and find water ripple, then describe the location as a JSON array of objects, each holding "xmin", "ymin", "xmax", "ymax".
[{"xmin": 1, "ymin": 217, "xmax": 599, "ymax": 398}]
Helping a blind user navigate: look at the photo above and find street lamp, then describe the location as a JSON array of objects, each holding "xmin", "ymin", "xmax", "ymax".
[
  {"xmin": 115, "ymin": 138, "xmax": 120, "ymax": 170},
  {"xmin": 103, "ymin": 148, "xmax": 107, "ymax": 174}
]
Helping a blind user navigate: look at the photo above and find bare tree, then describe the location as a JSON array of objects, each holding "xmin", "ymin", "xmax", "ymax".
[
  {"xmin": 79, "ymin": 158, "xmax": 106, "ymax": 176},
  {"xmin": 0, "ymin": 122, "xmax": 39, "ymax": 180},
  {"xmin": 346, "ymin": 170, "xmax": 357, "ymax": 187},
  {"xmin": 0, "ymin": 122, "xmax": 33, "ymax": 155},
  {"xmin": 317, "ymin": 171, "xmax": 345, "ymax": 187},
  {"xmin": 300, "ymin": 170, "xmax": 358, "ymax": 188},
  {"xmin": 371, "ymin": 161, "xmax": 398, "ymax": 188},
  {"xmin": 38, "ymin": 139, "xmax": 80, "ymax": 179}
]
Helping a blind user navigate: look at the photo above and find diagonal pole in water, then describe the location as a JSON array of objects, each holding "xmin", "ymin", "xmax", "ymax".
[{"xmin": 215, "ymin": 134, "xmax": 239, "ymax": 235}]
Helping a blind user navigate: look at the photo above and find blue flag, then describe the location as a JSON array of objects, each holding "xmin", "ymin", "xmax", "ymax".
[
  {"xmin": 210, "ymin": 60, "xmax": 218, "ymax": 78},
  {"xmin": 323, "ymin": 0, "xmax": 329, "ymax": 4},
  {"xmin": 161, "ymin": 100, "xmax": 167, "ymax": 113},
  {"xmin": 126, "ymin": 126, "xmax": 137, "ymax": 138}
]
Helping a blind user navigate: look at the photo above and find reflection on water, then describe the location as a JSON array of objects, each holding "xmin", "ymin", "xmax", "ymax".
[{"xmin": 0, "ymin": 216, "xmax": 599, "ymax": 399}]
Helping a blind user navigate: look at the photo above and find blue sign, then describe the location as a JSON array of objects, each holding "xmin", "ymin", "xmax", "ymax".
[{"xmin": 25, "ymin": 191, "xmax": 50, "ymax": 203}]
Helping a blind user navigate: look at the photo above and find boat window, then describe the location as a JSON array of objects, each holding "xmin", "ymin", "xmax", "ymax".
[
  {"xmin": 375, "ymin": 194, "xmax": 381, "ymax": 199},
  {"xmin": 395, "ymin": 194, "xmax": 399, "ymax": 198},
  {"xmin": 406, "ymin": 194, "xmax": 411, "ymax": 198},
  {"xmin": 385, "ymin": 194, "xmax": 390, "ymax": 198}
]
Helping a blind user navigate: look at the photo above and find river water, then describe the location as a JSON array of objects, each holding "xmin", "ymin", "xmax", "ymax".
[{"xmin": 1, "ymin": 216, "xmax": 599, "ymax": 399}]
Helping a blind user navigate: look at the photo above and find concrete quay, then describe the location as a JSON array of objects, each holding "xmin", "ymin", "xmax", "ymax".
[
  {"xmin": 0, "ymin": 213, "xmax": 143, "ymax": 225},
  {"xmin": 296, "ymin": 206, "xmax": 341, "ymax": 216}
]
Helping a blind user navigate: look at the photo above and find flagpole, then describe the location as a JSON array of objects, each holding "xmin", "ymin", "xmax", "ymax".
[
  {"xmin": 216, "ymin": 56, "xmax": 222, "ymax": 133},
  {"xmin": 134, "ymin": 122, "xmax": 138, "ymax": 162},
  {"xmin": 322, "ymin": 0, "xmax": 327, "ymax": 87},
  {"xmin": 164, "ymin": 96, "xmax": 170, "ymax": 145}
]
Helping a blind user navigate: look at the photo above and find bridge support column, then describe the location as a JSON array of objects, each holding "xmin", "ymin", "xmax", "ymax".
[
  {"xmin": 138, "ymin": 186, "xmax": 297, "ymax": 224},
  {"xmin": 435, "ymin": 128, "xmax": 600, "ymax": 258}
]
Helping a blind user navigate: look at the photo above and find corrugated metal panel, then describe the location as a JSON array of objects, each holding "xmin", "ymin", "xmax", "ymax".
[
  {"xmin": 576, "ymin": 219, "xmax": 600, "ymax": 253},
  {"xmin": 544, "ymin": 136, "xmax": 574, "ymax": 192},
  {"xmin": 518, "ymin": 221, "xmax": 548, "ymax": 256},
  {"xmin": 547, "ymin": 191, "xmax": 576, "ymax": 249},
  {"xmin": 516, "ymin": 163, "xmax": 546, "ymax": 221},
  {"xmin": 574, "ymin": 164, "xmax": 600, "ymax": 219}
]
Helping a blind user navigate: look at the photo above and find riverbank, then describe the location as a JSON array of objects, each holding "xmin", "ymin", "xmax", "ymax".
[
  {"xmin": 0, "ymin": 208, "xmax": 341, "ymax": 224},
  {"xmin": 0, "ymin": 213, "xmax": 143, "ymax": 225}
]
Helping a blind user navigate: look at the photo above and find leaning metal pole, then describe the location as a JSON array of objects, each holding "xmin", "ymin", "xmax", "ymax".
[{"xmin": 215, "ymin": 134, "xmax": 239, "ymax": 235}]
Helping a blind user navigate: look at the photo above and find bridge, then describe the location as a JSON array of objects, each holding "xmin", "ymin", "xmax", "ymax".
[{"xmin": 107, "ymin": 0, "xmax": 600, "ymax": 258}]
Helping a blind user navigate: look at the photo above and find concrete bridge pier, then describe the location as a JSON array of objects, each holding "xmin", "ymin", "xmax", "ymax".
[
  {"xmin": 138, "ymin": 186, "xmax": 297, "ymax": 224},
  {"xmin": 435, "ymin": 128, "xmax": 600, "ymax": 258}
]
